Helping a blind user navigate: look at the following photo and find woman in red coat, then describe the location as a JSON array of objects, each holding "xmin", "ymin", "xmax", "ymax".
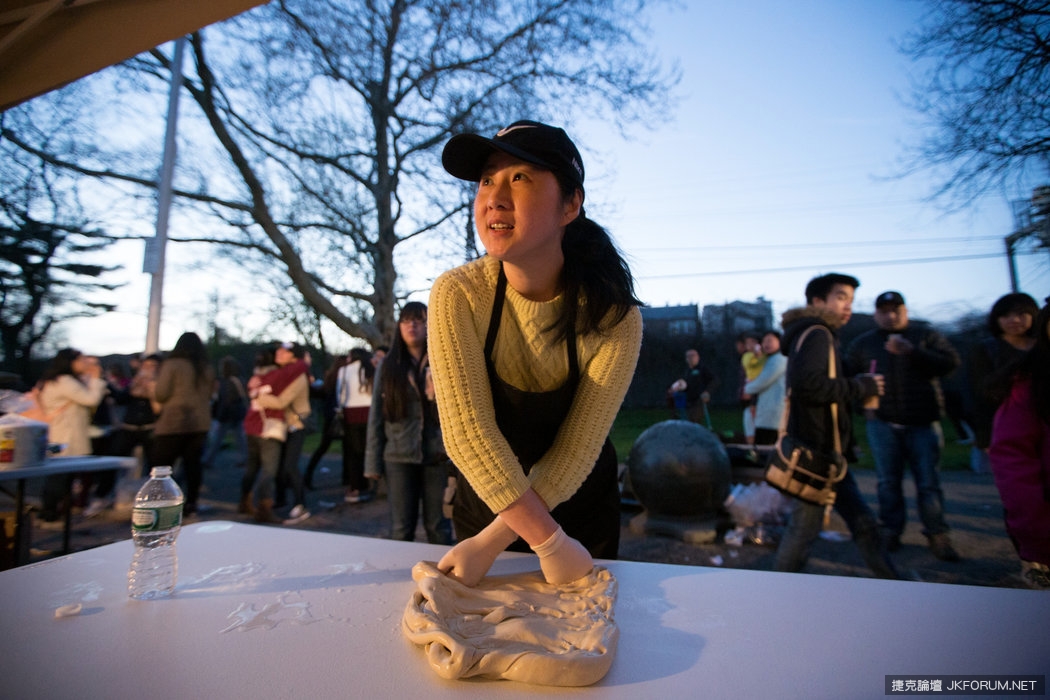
[{"xmin": 989, "ymin": 300, "xmax": 1050, "ymax": 590}]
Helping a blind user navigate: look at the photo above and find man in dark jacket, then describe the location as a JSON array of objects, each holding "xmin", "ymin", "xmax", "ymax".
[
  {"xmin": 773, "ymin": 273, "xmax": 899, "ymax": 578},
  {"xmin": 680, "ymin": 348, "xmax": 716, "ymax": 425},
  {"xmin": 846, "ymin": 291, "xmax": 961, "ymax": 561}
]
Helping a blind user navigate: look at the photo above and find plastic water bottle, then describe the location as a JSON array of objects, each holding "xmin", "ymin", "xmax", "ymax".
[{"xmin": 127, "ymin": 466, "xmax": 184, "ymax": 600}]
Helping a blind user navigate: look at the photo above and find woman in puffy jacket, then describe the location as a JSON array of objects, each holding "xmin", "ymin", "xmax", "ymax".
[{"xmin": 36, "ymin": 348, "xmax": 108, "ymax": 525}]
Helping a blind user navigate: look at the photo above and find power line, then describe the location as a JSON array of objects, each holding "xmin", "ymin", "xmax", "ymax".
[
  {"xmin": 632, "ymin": 235, "xmax": 1005, "ymax": 253},
  {"xmin": 636, "ymin": 250, "xmax": 1038, "ymax": 280}
]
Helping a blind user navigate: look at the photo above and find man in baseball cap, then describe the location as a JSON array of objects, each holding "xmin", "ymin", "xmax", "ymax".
[
  {"xmin": 876, "ymin": 291, "xmax": 905, "ymax": 308},
  {"xmin": 846, "ymin": 291, "xmax": 962, "ymax": 561}
]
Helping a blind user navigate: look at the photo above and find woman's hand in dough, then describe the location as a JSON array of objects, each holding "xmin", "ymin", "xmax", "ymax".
[
  {"xmin": 437, "ymin": 516, "xmax": 518, "ymax": 587},
  {"xmin": 531, "ymin": 526, "xmax": 594, "ymax": 585}
]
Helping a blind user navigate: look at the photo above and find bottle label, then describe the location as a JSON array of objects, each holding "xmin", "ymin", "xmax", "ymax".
[{"xmin": 131, "ymin": 504, "xmax": 183, "ymax": 532}]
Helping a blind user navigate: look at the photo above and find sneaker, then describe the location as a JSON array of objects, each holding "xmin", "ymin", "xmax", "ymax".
[
  {"xmin": 348, "ymin": 488, "xmax": 375, "ymax": 503},
  {"xmin": 344, "ymin": 490, "xmax": 375, "ymax": 504},
  {"xmin": 283, "ymin": 504, "xmax": 311, "ymax": 525},
  {"xmin": 928, "ymin": 533, "xmax": 960, "ymax": 562},
  {"xmin": 183, "ymin": 502, "xmax": 213, "ymax": 519},
  {"xmin": 82, "ymin": 498, "xmax": 112, "ymax": 519},
  {"xmin": 1021, "ymin": 561, "xmax": 1050, "ymax": 590},
  {"xmin": 36, "ymin": 516, "xmax": 66, "ymax": 531}
]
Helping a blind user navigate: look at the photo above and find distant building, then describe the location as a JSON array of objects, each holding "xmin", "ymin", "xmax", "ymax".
[
  {"xmin": 640, "ymin": 304, "xmax": 700, "ymax": 338},
  {"xmin": 701, "ymin": 298, "xmax": 774, "ymax": 336},
  {"xmin": 627, "ymin": 299, "xmax": 775, "ymax": 408}
]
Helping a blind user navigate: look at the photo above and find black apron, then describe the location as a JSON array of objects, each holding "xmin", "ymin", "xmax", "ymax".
[{"xmin": 452, "ymin": 265, "xmax": 620, "ymax": 558}]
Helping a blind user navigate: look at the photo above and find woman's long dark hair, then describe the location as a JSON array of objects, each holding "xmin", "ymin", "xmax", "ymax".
[
  {"xmin": 1008, "ymin": 302, "xmax": 1050, "ymax": 423},
  {"xmin": 254, "ymin": 348, "xmax": 275, "ymax": 371},
  {"xmin": 168, "ymin": 332, "xmax": 210, "ymax": 386},
  {"xmin": 348, "ymin": 347, "xmax": 375, "ymax": 394},
  {"xmin": 39, "ymin": 348, "xmax": 82, "ymax": 384},
  {"xmin": 380, "ymin": 302, "xmax": 427, "ymax": 423},
  {"xmin": 322, "ymin": 354, "xmax": 349, "ymax": 396},
  {"xmin": 220, "ymin": 356, "xmax": 241, "ymax": 380},
  {"xmin": 987, "ymin": 292, "xmax": 1039, "ymax": 338},
  {"xmin": 548, "ymin": 174, "xmax": 643, "ymax": 343}
]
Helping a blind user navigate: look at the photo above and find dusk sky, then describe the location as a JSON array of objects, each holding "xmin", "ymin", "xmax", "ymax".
[
  {"xmin": 583, "ymin": 1, "xmax": 1047, "ymax": 324},
  {"xmin": 64, "ymin": 1, "xmax": 1049, "ymax": 355}
]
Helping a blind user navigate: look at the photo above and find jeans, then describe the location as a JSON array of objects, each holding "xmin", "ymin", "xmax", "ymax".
[
  {"xmin": 40, "ymin": 474, "xmax": 69, "ymax": 521},
  {"xmin": 304, "ymin": 414, "xmax": 339, "ymax": 485},
  {"xmin": 277, "ymin": 428, "xmax": 307, "ymax": 506},
  {"xmin": 385, "ymin": 461, "xmax": 452, "ymax": 544},
  {"xmin": 202, "ymin": 419, "xmax": 248, "ymax": 467},
  {"xmin": 152, "ymin": 432, "xmax": 207, "ymax": 508},
  {"xmin": 866, "ymin": 419, "xmax": 949, "ymax": 538},
  {"xmin": 110, "ymin": 427, "xmax": 154, "ymax": 478},
  {"xmin": 774, "ymin": 470, "xmax": 898, "ymax": 579},
  {"xmin": 241, "ymin": 435, "xmax": 283, "ymax": 502},
  {"xmin": 342, "ymin": 422, "xmax": 368, "ymax": 492}
]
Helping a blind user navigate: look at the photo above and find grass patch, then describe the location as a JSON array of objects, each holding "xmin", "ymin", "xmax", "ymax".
[
  {"xmin": 303, "ymin": 405, "xmax": 975, "ymax": 473},
  {"xmin": 610, "ymin": 406, "xmax": 974, "ymax": 472}
]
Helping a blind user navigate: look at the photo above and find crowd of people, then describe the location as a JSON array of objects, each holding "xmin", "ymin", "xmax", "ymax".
[
  {"xmin": 668, "ymin": 284, "xmax": 1047, "ymax": 589},
  {"xmin": 2, "ymin": 335, "xmax": 350, "ymax": 529},
  {"xmin": 5, "ymin": 119, "xmax": 1046, "ymax": 591}
]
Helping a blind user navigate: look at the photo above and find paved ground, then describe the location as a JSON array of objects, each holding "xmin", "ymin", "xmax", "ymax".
[{"xmin": 4, "ymin": 445, "xmax": 1028, "ymax": 589}]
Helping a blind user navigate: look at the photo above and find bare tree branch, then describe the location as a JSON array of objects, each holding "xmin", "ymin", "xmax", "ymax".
[
  {"xmin": 900, "ymin": 0, "xmax": 1050, "ymax": 206},
  {"xmin": 4, "ymin": 0, "xmax": 678, "ymax": 350}
]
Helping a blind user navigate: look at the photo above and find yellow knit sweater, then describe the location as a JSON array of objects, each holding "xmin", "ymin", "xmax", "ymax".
[{"xmin": 428, "ymin": 256, "xmax": 643, "ymax": 514}]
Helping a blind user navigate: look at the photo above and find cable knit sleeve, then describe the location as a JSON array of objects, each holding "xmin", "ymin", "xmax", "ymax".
[
  {"xmin": 429, "ymin": 260, "xmax": 533, "ymax": 512},
  {"xmin": 526, "ymin": 305, "xmax": 642, "ymax": 509}
]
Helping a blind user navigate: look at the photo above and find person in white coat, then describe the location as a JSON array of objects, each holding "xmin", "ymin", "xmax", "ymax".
[
  {"xmin": 743, "ymin": 331, "xmax": 787, "ymax": 446},
  {"xmin": 34, "ymin": 348, "xmax": 108, "ymax": 525},
  {"xmin": 336, "ymin": 347, "xmax": 375, "ymax": 503}
]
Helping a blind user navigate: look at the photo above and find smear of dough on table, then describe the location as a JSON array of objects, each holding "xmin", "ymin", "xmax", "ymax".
[{"xmin": 402, "ymin": 561, "xmax": 618, "ymax": 687}]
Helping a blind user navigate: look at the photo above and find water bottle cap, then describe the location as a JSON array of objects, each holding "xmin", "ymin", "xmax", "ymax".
[{"xmin": 150, "ymin": 466, "xmax": 173, "ymax": 478}]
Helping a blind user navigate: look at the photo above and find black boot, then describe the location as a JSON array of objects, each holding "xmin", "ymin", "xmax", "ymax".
[
  {"xmin": 928, "ymin": 533, "xmax": 961, "ymax": 562},
  {"xmin": 254, "ymin": 499, "xmax": 282, "ymax": 525},
  {"xmin": 855, "ymin": 524, "xmax": 901, "ymax": 580}
]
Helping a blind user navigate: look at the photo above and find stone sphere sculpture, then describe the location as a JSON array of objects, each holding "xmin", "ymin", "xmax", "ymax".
[{"xmin": 627, "ymin": 420, "xmax": 732, "ymax": 518}]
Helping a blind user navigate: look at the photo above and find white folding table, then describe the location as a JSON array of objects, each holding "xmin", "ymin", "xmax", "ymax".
[
  {"xmin": 0, "ymin": 455, "xmax": 136, "ymax": 562},
  {"xmin": 0, "ymin": 521, "xmax": 1046, "ymax": 698}
]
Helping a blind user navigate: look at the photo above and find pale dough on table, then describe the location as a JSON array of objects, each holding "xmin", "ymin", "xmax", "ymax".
[{"xmin": 402, "ymin": 561, "xmax": 618, "ymax": 687}]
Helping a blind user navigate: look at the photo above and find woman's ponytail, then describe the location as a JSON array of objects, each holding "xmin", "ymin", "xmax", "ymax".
[{"xmin": 551, "ymin": 207, "xmax": 642, "ymax": 342}]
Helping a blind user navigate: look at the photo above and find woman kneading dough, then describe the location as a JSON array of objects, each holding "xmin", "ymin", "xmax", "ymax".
[{"xmin": 429, "ymin": 120, "xmax": 643, "ymax": 587}]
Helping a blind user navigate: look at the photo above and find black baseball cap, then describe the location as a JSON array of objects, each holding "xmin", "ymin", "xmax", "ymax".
[
  {"xmin": 442, "ymin": 120, "xmax": 585, "ymax": 190},
  {"xmin": 875, "ymin": 291, "xmax": 905, "ymax": 308}
]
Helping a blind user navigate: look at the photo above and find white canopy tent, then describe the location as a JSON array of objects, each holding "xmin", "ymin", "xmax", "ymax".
[
  {"xmin": 0, "ymin": 0, "xmax": 266, "ymax": 111},
  {"xmin": 1, "ymin": 0, "xmax": 267, "ymax": 352}
]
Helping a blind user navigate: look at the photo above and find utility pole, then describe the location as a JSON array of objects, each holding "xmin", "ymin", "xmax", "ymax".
[
  {"xmin": 144, "ymin": 37, "xmax": 186, "ymax": 354},
  {"xmin": 1004, "ymin": 186, "xmax": 1050, "ymax": 293}
]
